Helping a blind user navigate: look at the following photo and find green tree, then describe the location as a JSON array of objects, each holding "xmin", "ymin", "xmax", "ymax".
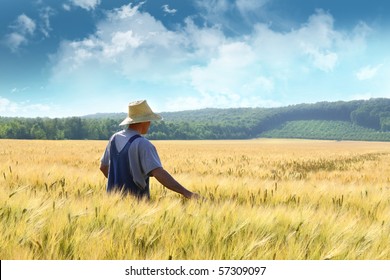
[{"xmin": 30, "ymin": 123, "xmax": 47, "ymax": 139}]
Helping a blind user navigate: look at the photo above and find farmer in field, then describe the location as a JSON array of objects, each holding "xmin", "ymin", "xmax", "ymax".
[{"xmin": 100, "ymin": 100, "xmax": 199, "ymax": 200}]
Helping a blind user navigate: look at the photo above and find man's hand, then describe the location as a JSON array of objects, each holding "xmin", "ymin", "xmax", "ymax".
[{"xmin": 150, "ymin": 167, "xmax": 198, "ymax": 199}]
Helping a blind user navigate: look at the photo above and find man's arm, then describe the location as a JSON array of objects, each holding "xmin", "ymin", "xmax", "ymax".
[
  {"xmin": 100, "ymin": 163, "xmax": 109, "ymax": 178},
  {"xmin": 150, "ymin": 167, "xmax": 198, "ymax": 199}
]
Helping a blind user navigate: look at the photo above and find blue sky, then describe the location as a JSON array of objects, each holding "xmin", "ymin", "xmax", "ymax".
[{"xmin": 1, "ymin": 0, "xmax": 390, "ymax": 117}]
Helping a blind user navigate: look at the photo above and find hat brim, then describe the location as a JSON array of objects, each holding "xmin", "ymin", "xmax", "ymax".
[{"xmin": 119, "ymin": 113, "xmax": 162, "ymax": 126}]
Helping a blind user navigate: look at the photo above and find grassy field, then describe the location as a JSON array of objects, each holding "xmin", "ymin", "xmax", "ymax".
[{"xmin": 1, "ymin": 139, "xmax": 389, "ymax": 260}]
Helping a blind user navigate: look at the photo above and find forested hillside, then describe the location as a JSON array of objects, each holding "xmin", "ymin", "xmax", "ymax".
[{"xmin": 1, "ymin": 98, "xmax": 390, "ymax": 141}]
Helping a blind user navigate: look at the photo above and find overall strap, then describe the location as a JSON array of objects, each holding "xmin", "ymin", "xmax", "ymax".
[
  {"xmin": 120, "ymin": 134, "xmax": 142, "ymax": 154},
  {"xmin": 107, "ymin": 134, "xmax": 149, "ymax": 198},
  {"xmin": 111, "ymin": 134, "xmax": 142, "ymax": 155}
]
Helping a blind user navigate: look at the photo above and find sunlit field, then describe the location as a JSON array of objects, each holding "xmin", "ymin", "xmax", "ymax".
[{"xmin": 1, "ymin": 139, "xmax": 389, "ymax": 260}]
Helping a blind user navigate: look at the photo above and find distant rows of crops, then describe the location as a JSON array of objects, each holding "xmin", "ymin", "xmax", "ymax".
[{"xmin": 261, "ymin": 120, "xmax": 390, "ymax": 141}]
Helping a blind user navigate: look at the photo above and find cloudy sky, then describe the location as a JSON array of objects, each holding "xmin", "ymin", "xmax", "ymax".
[{"xmin": 1, "ymin": 0, "xmax": 390, "ymax": 117}]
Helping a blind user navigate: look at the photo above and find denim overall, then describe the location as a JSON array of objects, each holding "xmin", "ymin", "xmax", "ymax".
[{"xmin": 107, "ymin": 134, "xmax": 150, "ymax": 198}]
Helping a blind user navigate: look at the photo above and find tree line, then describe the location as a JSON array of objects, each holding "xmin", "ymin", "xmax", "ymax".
[{"xmin": 1, "ymin": 98, "xmax": 390, "ymax": 141}]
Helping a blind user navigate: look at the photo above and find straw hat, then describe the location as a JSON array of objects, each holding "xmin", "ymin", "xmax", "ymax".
[{"xmin": 119, "ymin": 100, "xmax": 162, "ymax": 126}]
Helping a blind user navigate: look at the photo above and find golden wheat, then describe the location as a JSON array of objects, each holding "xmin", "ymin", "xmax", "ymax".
[{"xmin": 1, "ymin": 139, "xmax": 389, "ymax": 259}]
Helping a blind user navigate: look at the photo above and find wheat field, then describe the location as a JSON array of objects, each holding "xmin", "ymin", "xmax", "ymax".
[{"xmin": 0, "ymin": 138, "xmax": 389, "ymax": 260}]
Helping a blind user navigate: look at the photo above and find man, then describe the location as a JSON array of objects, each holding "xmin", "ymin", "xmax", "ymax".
[{"xmin": 100, "ymin": 100, "xmax": 198, "ymax": 200}]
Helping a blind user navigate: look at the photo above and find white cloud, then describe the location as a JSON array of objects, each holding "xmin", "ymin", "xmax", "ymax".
[
  {"xmin": 70, "ymin": 0, "xmax": 101, "ymax": 11},
  {"xmin": 196, "ymin": 0, "xmax": 231, "ymax": 14},
  {"xmin": 300, "ymin": 10, "xmax": 336, "ymax": 47},
  {"xmin": 356, "ymin": 64, "xmax": 383, "ymax": 80},
  {"xmin": 49, "ymin": 4, "xmax": 372, "ymax": 112},
  {"xmin": 109, "ymin": 2, "xmax": 145, "ymax": 19},
  {"xmin": 243, "ymin": 76, "xmax": 274, "ymax": 93},
  {"xmin": 0, "ymin": 96, "xmax": 51, "ymax": 117},
  {"xmin": 12, "ymin": 14, "xmax": 36, "ymax": 35},
  {"xmin": 4, "ymin": 33, "xmax": 28, "ymax": 52},
  {"xmin": 0, "ymin": 97, "xmax": 12, "ymax": 111},
  {"xmin": 39, "ymin": 7, "xmax": 55, "ymax": 38},
  {"xmin": 252, "ymin": 10, "xmax": 366, "ymax": 73},
  {"xmin": 162, "ymin": 4, "xmax": 177, "ymax": 15},
  {"xmin": 11, "ymin": 87, "xmax": 30, "ymax": 93},
  {"xmin": 190, "ymin": 42, "xmax": 258, "ymax": 99},
  {"xmin": 303, "ymin": 47, "xmax": 338, "ymax": 72},
  {"xmin": 51, "ymin": 2, "xmax": 189, "ymax": 81},
  {"xmin": 183, "ymin": 18, "xmax": 225, "ymax": 59},
  {"xmin": 2, "ymin": 9, "xmax": 55, "ymax": 52},
  {"xmin": 103, "ymin": 30, "xmax": 142, "ymax": 58},
  {"xmin": 63, "ymin": 4, "xmax": 71, "ymax": 11},
  {"xmin": 3, "ymin": 14, "xmax": 36, "ymax": 52},
  {"xmin": 188, "ymin": 41, "xmax": 278, "ymax": 108},
  {"xmin": 236, "ymin": 0, "xmax": 269, "ymax": 14}
]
